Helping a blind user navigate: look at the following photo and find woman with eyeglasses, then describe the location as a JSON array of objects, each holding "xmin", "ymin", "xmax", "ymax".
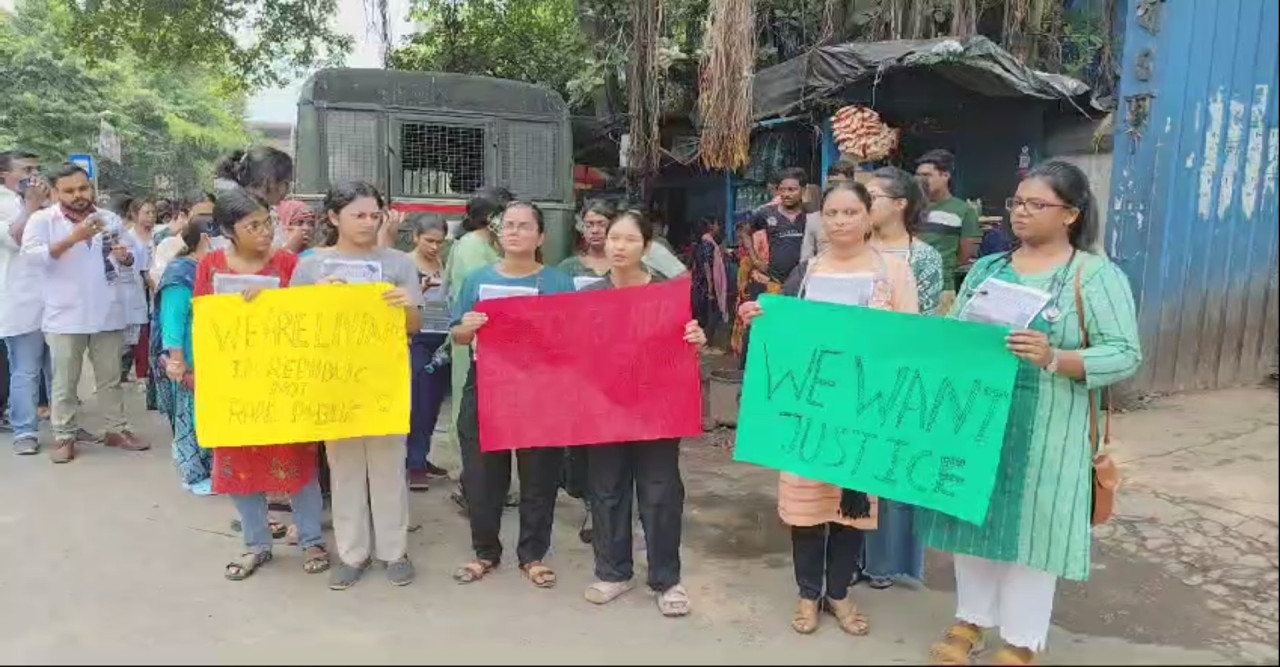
[
  {"xmin": 191, "ymin": 187, "xmax": 331, "ymax": 582},
  {"xmin": 450, "ymin": 201, "xmax": 576, "ymax": 589},
  {"xmin": 852, "ymin": 166, "xmax": 947, "ymax": 593},
  {"xmin": 578, "ymin": 209, "xmax": 705, "ymax": 617},
  {"xmin": 739, "ymin": 181, "xmax": 919, "ymax": 638},
  {"xmin": 290, "ymin": 180, "xmax": 423, "ymax": 591},
  {"xmin": 917, "ymin": 161, "xmax": 1141, "ymax": 666}
]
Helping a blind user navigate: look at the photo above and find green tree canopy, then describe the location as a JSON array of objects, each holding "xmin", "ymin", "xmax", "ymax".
[
  {"xmin": 58, "ymin": 0, "xmax": 351, "ymax": 90},
  {"xmin": 388, "ymin": 0, "xmax": 589, "ymax": 102},
  {"xmin": 1, "ymin": 0, "xmax": 253, "ymax": 197}
]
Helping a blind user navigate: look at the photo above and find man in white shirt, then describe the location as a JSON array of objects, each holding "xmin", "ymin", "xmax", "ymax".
[
  {"xmin": 21, "ymin": 163, "xmax": 151, "ymax": 463},
  {"xmin": 0, "ymin": 150, "xmax": 53, "ymax": 455}
]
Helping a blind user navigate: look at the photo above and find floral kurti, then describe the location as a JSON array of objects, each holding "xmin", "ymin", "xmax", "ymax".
[{"xmin": 194, "ymin": 249, "xmax": 320, "ymax": 496}]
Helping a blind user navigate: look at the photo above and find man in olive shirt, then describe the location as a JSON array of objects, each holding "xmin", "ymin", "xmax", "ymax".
[{"xmin": 915, "ymin": 149, "xmax": 980, "ymax": 313}]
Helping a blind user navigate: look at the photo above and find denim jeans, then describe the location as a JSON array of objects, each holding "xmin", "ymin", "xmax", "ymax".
[
  {"xmin": 230, "ymin": 477, "xmax": 326, "ymax": 554},
  {"xmin": 3, "ymin": 331, "xmax": 52, "ymax": 440},
  {"xmin": 406, "ymin": 332, "xmax": 449, "ymax": 472}
]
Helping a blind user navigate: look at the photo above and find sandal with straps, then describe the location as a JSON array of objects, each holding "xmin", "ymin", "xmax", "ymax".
[
  {"xmin": 452, "ymin": 559, "xmax": 496, "ymax": 585},
  {"xmin": 224, "ymin": 551, "xmax": 273, "ymax": 581},
  {"xmin": 929, "ymin": 622, "xmax": 985, "ymax": 665},
  {"xmin": 303, "ymin": 546, "xmax": 330, "ymax": 574},
  {"xmin": 792, "ymin": 598, "xmax": 820, "ymax": 635},
  {"xmin": 826, "ymin": 596, "xmax": 870, "ymax": 636},
  {"xmin": 520, "ymin": 561, "xmax": 557, "ymax": 589}
]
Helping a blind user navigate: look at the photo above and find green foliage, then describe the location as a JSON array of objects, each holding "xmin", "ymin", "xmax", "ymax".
[
  {"xmin": 389, "ymin": 0, "xmax": 589, "ymax": 103},
  {"xmin": 58, "ymin": 0, "xmax": 351, "ymax": 90},
  {"xmin": 0, "ymin": 0, "xmax": 252, "ymax": 197}
]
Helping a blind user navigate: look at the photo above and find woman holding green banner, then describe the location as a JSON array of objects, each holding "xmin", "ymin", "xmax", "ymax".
[
  {"xmin": 918, "ymin": 161, "xmax": 1141, "ymax": 666},
  {"xmin": 861, "ymin": 166, "xmax": 946, "ymax": 591},
  {"xmin": 739, "ymin": 180, "xmax": 920, "ymax": 637}
]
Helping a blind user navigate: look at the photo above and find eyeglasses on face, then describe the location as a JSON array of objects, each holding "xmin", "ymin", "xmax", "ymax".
[{"xmin": 1005, "ymin": 197, "xmax": 1073, "ymax": 214}]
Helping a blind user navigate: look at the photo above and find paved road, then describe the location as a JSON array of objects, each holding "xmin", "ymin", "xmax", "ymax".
[{"xmin": 0, "ymin": 378, "xmax": 1272, "ymax": 664}]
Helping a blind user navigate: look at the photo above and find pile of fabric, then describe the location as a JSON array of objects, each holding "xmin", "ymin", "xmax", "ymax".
[{"xmin": 831, "ymin": 105, "xmax": 899, "ymax": 161}]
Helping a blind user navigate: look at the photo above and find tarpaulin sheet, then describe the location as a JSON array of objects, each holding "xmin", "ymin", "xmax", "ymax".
[{"xmin": 752, "ymin": 36, "xmax": 1094, "ymax": 120}]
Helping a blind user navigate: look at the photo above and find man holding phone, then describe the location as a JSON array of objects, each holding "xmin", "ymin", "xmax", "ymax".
[
  {"xmin": 1, "ymin": 150, "xmax": 52, "ymax": 453},
  {"xmin": 21, "ymin": 163, "xmax": 150, "ymax": 463}
]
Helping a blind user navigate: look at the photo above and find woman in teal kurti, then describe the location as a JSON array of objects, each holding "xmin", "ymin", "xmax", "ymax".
[
  {"xmin": 446, "ymin": 189, "xmax": 507, "ymax": 510},
  {"xmin": 917, "ymin": 162, "xmax": 1141, "ymax": 665},
  {"xmin": 152, "ymin": 220, "xmax": 213, "ymax": 495}
]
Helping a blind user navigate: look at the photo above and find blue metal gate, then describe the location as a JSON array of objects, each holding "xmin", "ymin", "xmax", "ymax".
[{"xmin": 1109, "ymin": 0, "xmax": 1279, "ymax": 392}]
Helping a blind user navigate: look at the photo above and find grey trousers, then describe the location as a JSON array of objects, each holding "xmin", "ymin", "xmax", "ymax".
[{"xmin": 45, "ymin": 330, "xmax": 127, "ymax": 439}]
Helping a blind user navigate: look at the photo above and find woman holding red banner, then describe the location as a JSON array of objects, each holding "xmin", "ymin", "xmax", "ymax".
[
  {"xmin": 189, "ymin": 187, "xmax": 331, "ymax": 582},
  {"xmin": 450, "ymin": 201, "xmax": 577, "ymax": 589},
  {"xmin": 738, "ymin": 181, "xmax": 919, "ymax": 637},
  {"xmin": 576, "ymin": 210, "xmax": 706, "ymax": 617}
]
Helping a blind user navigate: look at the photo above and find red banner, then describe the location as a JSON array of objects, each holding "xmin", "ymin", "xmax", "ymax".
[{"xmin": 474, "ymin": 277, "xmax": 703, "ymax": 451}]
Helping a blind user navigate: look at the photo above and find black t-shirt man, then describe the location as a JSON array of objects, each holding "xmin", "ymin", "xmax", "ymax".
[{"xmin": 748, "ymin": 169, "xmax": 809, "ymax": 285}]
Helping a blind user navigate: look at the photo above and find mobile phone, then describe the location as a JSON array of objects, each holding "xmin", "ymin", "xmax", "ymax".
[{"xmin": 17, "ymin": 178, "xmax": 32, "ymax": 195}]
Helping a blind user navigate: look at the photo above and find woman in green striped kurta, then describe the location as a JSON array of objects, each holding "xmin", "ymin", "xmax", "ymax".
[{"xmin": 916, "ymin": 162, "xmax": 1141, "ymax": 665}]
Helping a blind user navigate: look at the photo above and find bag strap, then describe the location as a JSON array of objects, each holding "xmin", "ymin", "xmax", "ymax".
[{"xmin": 1074, "ymin": 263, "xmax": 1111, "ymax": 457}]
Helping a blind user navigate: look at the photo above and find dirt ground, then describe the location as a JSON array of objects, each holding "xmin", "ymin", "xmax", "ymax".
[{"xmin": 0, "ymin": 374, "xmax": 1273, "ymax": 664}]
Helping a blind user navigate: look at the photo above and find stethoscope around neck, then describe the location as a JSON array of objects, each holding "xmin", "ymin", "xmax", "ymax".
[{"xmin": 971, "ymin": 248, "xmax": 1077, "ymax": 324}]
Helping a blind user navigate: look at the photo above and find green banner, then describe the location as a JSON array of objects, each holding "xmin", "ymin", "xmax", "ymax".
[{"xmin": 734, "ymin": 295, "xmax": 1018, "ymax": 524}]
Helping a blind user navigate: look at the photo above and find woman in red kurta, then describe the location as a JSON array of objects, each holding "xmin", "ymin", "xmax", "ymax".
[{"xmin": 186, "ymin": 187, "xmax": 330, "ymax": 581}]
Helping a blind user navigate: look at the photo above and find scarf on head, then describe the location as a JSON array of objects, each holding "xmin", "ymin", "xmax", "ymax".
[{"xmin": 275, "ymin": 200, "xmax": 312, "ymax": 227}]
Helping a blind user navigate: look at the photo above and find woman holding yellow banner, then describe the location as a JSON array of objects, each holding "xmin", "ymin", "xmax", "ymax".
[
  {"xmin": 292, "ymin": 181, "xmax": 423, "ymax": 591},
  {"xmin": 739, "ymin": 180, "xmax": 919, "ymax": 637},
  {"xmin": 917, "ymin": 162, "xmax": 1141, "ymax": 666},
  {"xmin": 192, "ymin": 188, "xmax": 331, "ymax": 582}
]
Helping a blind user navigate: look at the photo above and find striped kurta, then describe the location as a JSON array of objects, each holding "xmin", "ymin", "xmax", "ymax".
[{"xmin": 915, "ymin": 252, "xmax": 1141, "ymax": 581}]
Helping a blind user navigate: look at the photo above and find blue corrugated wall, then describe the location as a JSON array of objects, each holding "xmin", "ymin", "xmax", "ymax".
[{"xmin": 1110, "ymin": 0, "xmax": 1279, "ymax": 392}]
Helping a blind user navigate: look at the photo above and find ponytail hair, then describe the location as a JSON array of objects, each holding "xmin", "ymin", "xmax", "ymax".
[
  {"xmin": 870, "ymin": 166, "xmax": 929, "ymax": 238},
  {"xmin": 1023, "ymin": 160, "xmax": 1099, "ymax": 250}
]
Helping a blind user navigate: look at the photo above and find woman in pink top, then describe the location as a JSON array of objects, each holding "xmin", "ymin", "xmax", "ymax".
[{"xmin": 739, "ymin": 181, "xmax": 919, "ymax": 637}]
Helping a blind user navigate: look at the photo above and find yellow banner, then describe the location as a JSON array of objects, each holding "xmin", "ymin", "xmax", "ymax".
[{"xmin": 192, "ymin": 283, "xmax": 411, "ymax": 447}]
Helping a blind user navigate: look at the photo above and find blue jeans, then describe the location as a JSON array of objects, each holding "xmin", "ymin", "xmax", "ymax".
[
  {"xmin": 3, "ymin": 331, "xmax": 52, "ymax": 440},
  {"xmin": 406, "ymin": 333, "xmax": 449, "ymax": 472},
  {"xmin": 230, "ymin": 477, "xmax": 326, "ymax": 554}
]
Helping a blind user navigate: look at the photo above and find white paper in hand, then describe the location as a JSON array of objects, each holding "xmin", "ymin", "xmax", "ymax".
[
  {"xmin": 803, "ymin": 273, "xmax": 877, "ymax": 307},
  {"xmin": 957, "ymin": 277, "xmax": 1052, "ymax": 329}
]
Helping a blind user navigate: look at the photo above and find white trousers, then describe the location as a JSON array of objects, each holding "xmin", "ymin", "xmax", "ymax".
[
  {"xmin": 326, "ymin": 435, "xmax": 410, "ymax": 567},
  {"xmin": 953, "ymin": 554, "xmax": 1058, "ymax": 652}
]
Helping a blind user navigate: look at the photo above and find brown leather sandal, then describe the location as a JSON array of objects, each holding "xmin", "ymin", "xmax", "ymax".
[
  {"xmin": 520, "ymin": 561, "xmax": 557, "ymax": 589},
  {"xmin": 826, "ymin": 597, "xmax": 870, "ymax": 636},
  {"xmin": 791, "ymin": 598, "xmax": 820, "ymax": 634},
  {"xmin": 452, "ymin": 560, "xmax": 496, "ymax": 585},
  {"xmin": 929, "ymin": 622, "xmax": 985, "ymax": 665}
]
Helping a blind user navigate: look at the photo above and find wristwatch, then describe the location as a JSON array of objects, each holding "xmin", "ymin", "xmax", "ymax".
[{"xmin": 1044, "ymin": 350, "xmax": 1060, "ymax": 374}]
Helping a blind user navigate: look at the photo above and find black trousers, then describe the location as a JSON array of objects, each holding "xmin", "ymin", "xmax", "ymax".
[
  {"xmin": 588, "ymin": 439, "xmax": 684, "ymax": 592},
  {"xmin": 458, "ymin": 364, "xmax": 561, "ymax": 566},
  {"xmin": 792, "ymin": 522, "xmax": 863, "ymax": 601},
  {"xmin": 563, "ymin": 447, "xmax": 589, "ymax": 500}
]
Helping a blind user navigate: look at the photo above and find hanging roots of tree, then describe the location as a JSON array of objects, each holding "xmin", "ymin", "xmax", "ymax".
[
  {"xmin": 698, "ymin": 0, "xmax": 754, "ymax": 171},
  {"xmin": 628, "ymin": 0, "xmax": 665, "ymax": 178}
]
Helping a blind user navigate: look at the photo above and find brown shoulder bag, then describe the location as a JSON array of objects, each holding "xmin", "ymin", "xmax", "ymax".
[{"xmin": 1074, "ymin": 265, "xmax": 1121, "ymax": 526}]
